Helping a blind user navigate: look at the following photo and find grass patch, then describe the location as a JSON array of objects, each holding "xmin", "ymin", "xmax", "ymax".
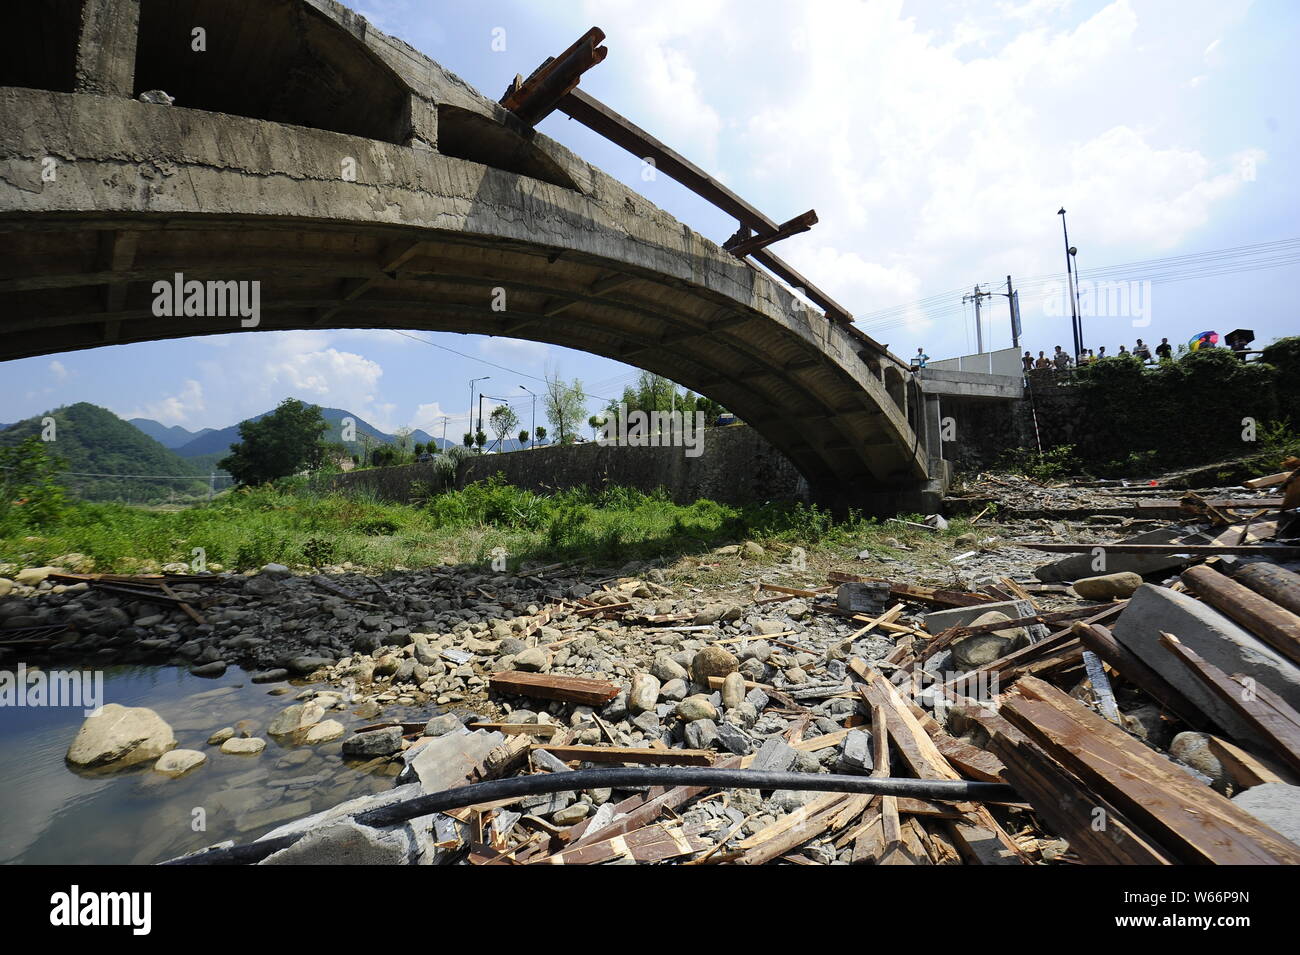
[{"xmin": 0, "ymin": 477, "xmax": 975, "ymax": 577}]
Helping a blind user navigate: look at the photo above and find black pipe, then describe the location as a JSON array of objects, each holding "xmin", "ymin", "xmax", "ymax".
[{"xmin": 164, "ymin": 767, "xmax": 1017, "ymax": 865}]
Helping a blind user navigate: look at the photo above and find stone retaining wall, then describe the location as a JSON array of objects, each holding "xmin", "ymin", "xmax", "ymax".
[{"xmin": 318, "ymin": 425, "xmax": 809, "ymax": 505}]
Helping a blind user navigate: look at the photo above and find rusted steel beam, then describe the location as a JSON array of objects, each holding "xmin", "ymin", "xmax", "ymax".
[
  {"xmin": 500, "ymin": 28, "xmax": 608, "ymax": 126},
  {"xmin": 555, "ymin": 88, "xmax": 863, "ymax": 329},
  {"xmin": 723, "ymin": 210, "xmax": 818, "ymax": 257}
]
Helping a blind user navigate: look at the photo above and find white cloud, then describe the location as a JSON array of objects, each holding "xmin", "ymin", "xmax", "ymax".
[
  {"xmin": 582, "ymin": 0, "xmax": 1258, "ymax": 356},
  {"xmin": 121, "ymin": 379, "xmax": 205, "ymax": 425},
  {"xmin": 48, "ymin": 360, "xmax": 68, "ymax": 382}
]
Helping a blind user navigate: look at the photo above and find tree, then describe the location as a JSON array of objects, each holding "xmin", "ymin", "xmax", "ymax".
[
  {"xmin": 534, "ymin": 425, "xmax": 547, "ymax": 445},
  {"xmin": 413, "ymin": 442, "xmax": 426, "ymax": 456},
  {"xmin": 0, "ymin": 437, "xmax": 67, "ymax": 529},
  {"xmin": 544, "ymin": 374, "xmax": 587, "ymax": 445},
  {"xmin": 488, "ymin": 404, "xmax": 519, "ymax": 452},
  {"xmin": 474, "ymin": 430, "xmax": 487, "ymax": 452},
  {"xmin": 588, "ymin": 414, "xmax": 606, "ymax": 440},
  {"xmin": 219, "ymin": 399, "xmax": 328, "ymax": 486},
  {"xmin": 463, "ymin": 431, "xmax": 474, "ymax": 448},
  {"xmin": 392, "ymin": 427, "xmax": 414, "ymax": 464},
  {"xmin": 519, "ymin": 429, "xmax": 530, "ymax": 449}
]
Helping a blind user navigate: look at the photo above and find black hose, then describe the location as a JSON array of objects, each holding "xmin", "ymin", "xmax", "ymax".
[{"xmin": 164, "ymin": 767, "xmax": 1017, "ymax": 865}]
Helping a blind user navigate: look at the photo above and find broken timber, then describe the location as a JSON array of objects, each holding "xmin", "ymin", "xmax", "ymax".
[
  {"xmin": 488, "ymin": 671, "xmax": 620, "ymax": 706},
  {"xmin": 999, "ymin": 676, "xmax": 1300, "ymax": 864}
]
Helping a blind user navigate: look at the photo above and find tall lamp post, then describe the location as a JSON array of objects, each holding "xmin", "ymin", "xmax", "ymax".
[
  {"xmin": 519, "ymin": 384, "xmax": 537, "ymax": 448},
  {"xmin": 1057, "ymin": 208, "xmax": 1083, "ymax": 360},
  {"xmin": 468, "ymin": 376, "xmax": 490, "ymax": 446}
]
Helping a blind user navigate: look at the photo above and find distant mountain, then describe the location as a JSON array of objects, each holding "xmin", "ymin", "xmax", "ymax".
[
  {"xmin": 171, "ymin": 404, "xmax": 449, "ymax": 459},
  {"xmin": 128, "ymin": 418, "xmax": 214, "ymax": 449},
  {"xmin": 0, "ymin": 403, "xmax": 210, "ymax": 503}
]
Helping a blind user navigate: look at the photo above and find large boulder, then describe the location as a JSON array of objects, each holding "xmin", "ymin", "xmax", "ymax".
[
  {"xmin": 1072, "ymin": 572, "xmax": 1143, "ymax": 600},
  {"xmin": 689, "ymin": 646, "xmax": 739, "ymax": 684},
  {"xmin": 267, "ymin": 702, "xmax": 325, "ymax": 737},
  {"xmin": 949, "ymin": 611, "xmax": 1027, "ymax": 671},
  {"xmin": 66, "ymin": 704, "xmax": 176, "ymax": 769},
  {"xmin": 153, "ymin": 749, "xmax": 207, "ymax": 777},
  {"xmin": 629, "ymin": 673, "xmax": 660, "ymax": 714}
]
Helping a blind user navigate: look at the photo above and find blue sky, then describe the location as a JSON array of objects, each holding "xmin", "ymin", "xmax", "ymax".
[{"xmin": 5, "ymin": 0, "xmax": 1298, "ymax": 435}]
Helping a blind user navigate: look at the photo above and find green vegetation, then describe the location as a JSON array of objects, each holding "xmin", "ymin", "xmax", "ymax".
[
  {"xmin": 601, "ymin": 371, "xmax": 728, "ymax": 433},
  {"xmin": 0, "ymin": 403, "xmax": 209, "ymax": 503},
  {"xmin": 996, "ymin": 443, "xmax": 1082, "ymax": 481},
  {"xmin": 1025, "ymin": 340, "xmax": 1300, "ymax": 477},
  {"xmin": 0, "ymin": 437, "xmax": 68, "ymax": 530},
  {"xmin": 219, "ymin": 398, "xmax": 329, "ymax": 486},
  {"xmin": 0, "ymin": 474, "xmax": 971, "ymax": 576},
  {"xmin": 544, "ymin": 374, "xmax": 587, "ymax": 445}
]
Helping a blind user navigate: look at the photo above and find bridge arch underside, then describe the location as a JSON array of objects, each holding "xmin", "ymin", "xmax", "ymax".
[{"xmin": 0, "ymin": 217, "xmax": 930, "ymax": 504}]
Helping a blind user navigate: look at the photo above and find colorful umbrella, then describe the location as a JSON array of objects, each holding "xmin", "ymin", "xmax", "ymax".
[{"xmin": 1189, "ymin": 330, "xmax": 1218, "ymax": 351}]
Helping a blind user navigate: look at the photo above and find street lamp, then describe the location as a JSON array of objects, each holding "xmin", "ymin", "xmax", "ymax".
[
  {"xmin": 1058, "ymin": 209, "xmax": 1084, "ymax": 360},
  {"xmin": 519, "ymin": 384, "xmax": 537, "ymax": 448},
  {"xmin": 468, "ymin": 376, "xmax": 490, "ymax": 444}
]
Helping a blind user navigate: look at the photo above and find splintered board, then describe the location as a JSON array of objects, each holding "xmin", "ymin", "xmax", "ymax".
[
  {"xmin": 1000, "ymin": 676, "xmax": 1300, "ymax": 865},
  {"xmin": 488, "ymin": 670, "xmax": 621, "ymax": 705}
]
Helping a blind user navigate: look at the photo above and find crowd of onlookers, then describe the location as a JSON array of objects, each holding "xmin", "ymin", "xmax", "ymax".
[
  {"xmin": 909, "ymin": 333, "xmax": 1256, "ymax": 375},
  {"xmin": 1022, "ymin": 337, "xmax": 1182, "ymax": 371}
]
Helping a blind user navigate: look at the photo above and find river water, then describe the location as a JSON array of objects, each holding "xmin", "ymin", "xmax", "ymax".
[{"xmin": 0, "ymin": 663, "xmax": 422, "ymax": 865}]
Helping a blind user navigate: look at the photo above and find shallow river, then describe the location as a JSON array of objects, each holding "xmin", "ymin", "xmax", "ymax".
[{"xmin": 0, "ymin": 663, "xmax": 423, "ymax": 865}]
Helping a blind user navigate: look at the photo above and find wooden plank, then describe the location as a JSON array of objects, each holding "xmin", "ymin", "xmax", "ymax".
[
  {"xmin": 532, "ymin": 744, "xmax": 714, "ymax": 766},
  {"xmin": 1024, "ymin": 543, "xmax": 1300, "ymax": 556},
  {"xmin": 537, "ymin": 823, "xmax": 704, "ymax": 864},
  {"xmin": 827, "ymin": 572, "xmax": 994, "ymax": 608},
  {"xmin": 1233, "ymin": 561, "xmax": 1300, "ymax": 616},
  {"xmin": 556, "ymin": 88, "xmax": 859, "ymax": 325},
  {"xmin": 468, "ymin": 722, "xmax": 561, "ymax": 738},
  {"xmin": 733, "ymin": 793, "xmax": 852, "ymax": 865},
  {"xmin": 1000, "ymin": 676, "xmax": 1300, "ymax": 865},
  {"xmin": 849, "ymin": 659, "xmax": 1026, "ymax": 865},
  {"xmin": 1158, "ymin": 633, "xmax": 1300, "ymax": 775},
  {"xmin": 1204, "ymin": 735, "xmax": 1297, "ymax": 788},
  {"xmin": 933, "ymin": 602, "xmax": 1125, "ymax": 640},
  {"xmin": 1181, "ymin": 565, "xmax": 1300, "ymax": 667},
  {"xmin": 489, "ymin": 670, "xmax": 620, "ymax": 706},
  {"xmin": 987, "ymin": 728, "xmax": 1173, "ymax": 865},
  {"xmin": 870, "ymin": 702, "xmax": 907, "ymax": 865}
]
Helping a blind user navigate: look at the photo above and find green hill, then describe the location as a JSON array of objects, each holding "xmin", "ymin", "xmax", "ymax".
[{"xmin": 0, "ymin": 403, "xmax": 210, "ymax": 503}]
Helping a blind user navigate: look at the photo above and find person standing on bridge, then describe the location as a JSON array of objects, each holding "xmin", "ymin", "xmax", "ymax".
[
  {"xmin": 912, "ymin": 348, "xmax": 929, "ymax": 368},
  {"xmin": 1022, "ymin": 351, "xmax": 1034, "ymax": 372}
]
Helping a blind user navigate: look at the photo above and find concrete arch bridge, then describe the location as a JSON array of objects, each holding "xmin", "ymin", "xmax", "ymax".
[{"xmin": 0, "ymin": 0, "xmax": 975, "ymax": 511}]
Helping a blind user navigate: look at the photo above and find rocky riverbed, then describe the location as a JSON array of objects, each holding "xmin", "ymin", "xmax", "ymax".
[{"xmin": 5, "ymin": 475, "xmax": 1283, "ymax": 864}]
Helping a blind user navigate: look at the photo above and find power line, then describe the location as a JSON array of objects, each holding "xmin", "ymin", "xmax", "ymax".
[{"xmin": 854, "ymin": 236, "xmax": 1300, "ymax": 332}]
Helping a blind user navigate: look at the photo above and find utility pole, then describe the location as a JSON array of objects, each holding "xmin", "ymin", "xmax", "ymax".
[
  {"xmin": 469, "ymin": 376, "xmax": 490, "ymax": 444},
  {"xmin": 962, "ymin": 284, "xmax": 994, "ymax": 353},
  {"xmin": 477, "ymin": 393, "xmax": 486, "ymax": 452},
  {"xmin": 519, "ymin": 385, "xmax": 537, "ymax": 449},
  {"xmin": 440, "ymin": 416, "xmax": 447, "ymax": 449},
  {"xmin": 994, "ymin": 275, "xmax": 1020, "ymax": 349}
]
